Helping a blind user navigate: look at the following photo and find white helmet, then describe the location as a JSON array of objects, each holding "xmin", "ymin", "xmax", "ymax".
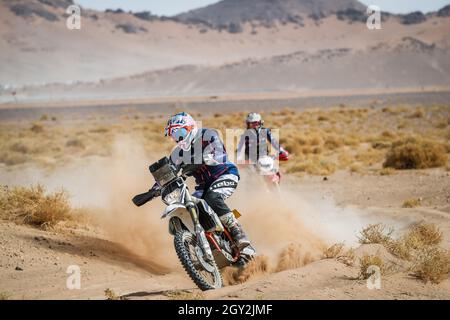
[{"xmin": 246, "ymin": 112, "xmax": 263, "ymax": 129}]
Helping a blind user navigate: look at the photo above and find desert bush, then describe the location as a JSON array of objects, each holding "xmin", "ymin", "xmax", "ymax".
[
  {"xmin": 372, "ymin": 222, "xmax": 443, "ymax": 261},
  {"xmin": 0, "ymin": 292, "xmax": 9, "ymax": 300},
  {"xmin": 30, "ymin": 122, "xmax": 44, "ymax": 133},
  {"xmin": 355, "ymin": 149, "xmax": 384, "ymax": 166},
  {"xmin": 279, "ymin": 107, "xmax": 296, "ymax": 116},
  {"xmin": 435, "ymin": 121, "xmax": 447, "ymax": 129},
  {"xmin": 65, "ymin": 139, "xmax": 86, "ymax": 149},
  {"xmin": 166, "ymin": 290, "xmax": 205, "ymax": 300},
  {"xmin": 403, "ymin": 222, "xmax": 443, "ymax": 249},
  {"xmin": 358, "ymin": 224, "xmax": 394, "ymax": 246},
  {"xmin": 89, "ymin": 126, "xmax": 109, "ymax": 134},
  {"xmin": 402, "ymin": 198, "xmax": 422, "ymax": 208},
  {"xmin": 387, "ymin": 239, "xmax": 413, "ymax": 260},
  {"xmin": 322, "ymin": 243, "xmax": 345, "ymax": 259},
  {"xmin": 284, "ymin": 141, "xmax": 302, "ymax": 155},
  {"xmin": 411, "ymin": 247, "xmax": 450, "ymax": 284},
  {"xmin": 343, "ymin": 135, "xmax": 360, "ymax": 146},
  {"xmin": 379, "ymin": 167, "xmax": 395, "ymax": 176},
  {"xmin": 104, "ymin": 288, "xmax": 127, "ymax": 300},
  {"xmin": 0, "ymin": 185, "xmax": 72, "ymax": 228},
  {"xmin": 307, "ymin": 134, "xmax": 323, "ymax": 146},
  {"xmin": 287, "ymin": 159, "xmax": 336, "ymax": 176},
  {"xmin": 358, "ymin": 255, "xmax": 388, "ymax": 280},
  {"xmin": 323, "ymin": 135, "xmax": 343, "ymax": 150},
  {"xmin": 0, "ymin": 152, "xmax": 28, "ymax": 166},
  {"xmin": 350, "ymin": 163, "xmax": 363, "ymax": 173},
  {"xmin": 383, "ymin": 137, "xmax": 447, "ymax": 169},
  {"xmin": 409, "ymin": 109, "xmax": 424, "ymax": 118},
  {"xmin": 9, "ymin": 142, "xmax": 29, "ymax": 153},
  {"xmin": 380, "ymin": 131, "xmax": 395, "ymax": 140},
  {"xmin": 337, "ymin": 248, "xmax": 356, "ymax": 266}
]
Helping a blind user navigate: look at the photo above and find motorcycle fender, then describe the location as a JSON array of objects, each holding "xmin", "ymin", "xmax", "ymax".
[
  {"xmin": 163, "ymin": 205, "xmax": 195, "ymax": 235},
  {"xmin": 161, "ymin": 204, "xmax": 185, "ymax": 219}
]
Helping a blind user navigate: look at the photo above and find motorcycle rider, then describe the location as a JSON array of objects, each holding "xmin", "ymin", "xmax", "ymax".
[
  {"xmin": 237, "ymin": 112, "xmax": 289, "ymax": 179},
  {"xmin": 150, "ymin": 112, "xmax": 252, "ymax": 250}
]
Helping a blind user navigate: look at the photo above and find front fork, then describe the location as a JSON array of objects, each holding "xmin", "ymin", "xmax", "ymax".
[{"xmin": 185, "ymin": 192, "xmax": 214, "ymax": 261}]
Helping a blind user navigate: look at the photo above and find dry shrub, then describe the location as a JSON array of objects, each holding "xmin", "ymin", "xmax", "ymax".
[
  {"xmin": 30, "ymin": 122, "xmax": 44, "ymax": 133},
  {"xmin": 337, "ymin": 248, "xmax": 356, "ymax": 266},
  {"xmin": 409, "ymin": 109, "xmax": 424, "ymax": 119},
  {"xmin": 402, "ymin": 198, "xmax": 422, "ymax": 208},
  {"xmin": 166, "ymin": 290, "xmax": 205, "ymax": 300},
  {"xmin": 279, "ymin": 107, "xmax": 296, "ymax": 116},
  {"xmin": 397, "ymin": 122, "xmax": 407, "ymax": 129},
  {"xmin": 9, "ymin": 142, "xmax": 29, "ymax": 154},
  {"xmin": 378, "ymin": 222, "xmax": 443, "ymax": 262},
  {"xmin": 358, "ymin": 255, "xmax": 389, "ymax": 280},
  {"xmin": 104, "ymin": 288, "xmax": 127, "ymax": 300},
  {"xmin": 343, "ymin": 136, "xmax": 360, "ymax": 146},
  {"xmin": 0, "ymin": 185, "xmax": 72, "ymax": 228},
  {"xmin": 381, "ymin": 131, "xmax": 395, "ymax": 140},
  {"xmin": 287, "ymin": 159, "xmax": 336, "ymax": 176},
  {"xmin": 355, "ymin": 148, "xmax": 384, "ymax": 166},
  {"xmin": 89, "ymin": 126, "xmax": 109, "ymax": 134},
  {"xmin": 372, "ymin": 141, "xmax": 391, "ymax": 150},
  {"xmin": 403, "ymin": 222, "xmax": 443, "ymax": 249},
  {"xmin": 323, "ymin": 135, "xmax": 342, "ymax": 150},
  {"xmin": 381, "ymin": 107, "xmax": 405, "ymax": 115},
  {"xmin": 435, "ymin": 121, "xmax": 447, "ymax": 129},
  {"xmin": 387, "ymin": 239, "xmax": 413, "ymax": 260},
  {"xmin": 308, "ymin": 134, "xmax": 323, "ymax": 146},
  {"xmin": 358, "ymin": 224, "xmax": 394, "ymax": 246},
  {"xmin": 337, "ymin": 152, "xmax": 353, "ymax": 168},
  {"xmin": 383, "ymin": 137, "xmax": 447, "ymax": 169},
  {"xmin": 65, "ymin": 138, "xmax": 86, "ymax": 149},
  {"xmin": 350, "ymin": 163, "xmax": 362, "ymax": 173},
  {"xmin": 445, "ymin": 141, "xmax": 450, "ymax": 153},
  {"xmin": 379, "ymin": 167, "xmax": 395, "ymax": 176},
  {"xmin": 322, "ymin": 243, "xmax": 345, "ymax": 259},
  {"xmin": 411, "ymin": 247, "xmax": 450, "ymax": 284},
  {"xmin": 0, "ymin": 292, "xmax": 10, "ymax": 300},
  {"xmin": 283, "ymin": 141, "xmax": 302, "ymax": 155},
  {"xmin": 0, "ymin": 151, "xmax": 27, "ymax": 166}
]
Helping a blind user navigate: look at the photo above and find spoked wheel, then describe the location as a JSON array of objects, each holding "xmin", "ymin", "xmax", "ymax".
[{"xmin": 174, "ymin": 230, "xmax": 223, "ymax": 291}]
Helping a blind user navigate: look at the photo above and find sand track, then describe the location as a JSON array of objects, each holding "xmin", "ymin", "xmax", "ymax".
[{"xmin": 1, "ymin": 168, "xmax": 449, "ymax": 300}]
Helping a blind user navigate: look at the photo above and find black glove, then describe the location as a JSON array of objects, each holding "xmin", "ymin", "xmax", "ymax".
[{"xmin": 132, "ymin": 186, "xmax": 161, "ymax": 207}]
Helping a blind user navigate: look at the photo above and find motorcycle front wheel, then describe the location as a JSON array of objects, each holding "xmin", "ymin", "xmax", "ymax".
[{"xmin": 174, "ymin": 230, "xmax": 223, "ymax": 290}]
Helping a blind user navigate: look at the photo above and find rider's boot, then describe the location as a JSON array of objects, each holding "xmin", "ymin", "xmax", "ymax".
[{"xmin": 220, "ymin": 212, "xmax": 251, "ymax": 250}]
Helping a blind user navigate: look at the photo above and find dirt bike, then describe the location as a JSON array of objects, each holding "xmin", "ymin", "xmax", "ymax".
[
  {"xmin": 242, "ymin": 152, "xmax": 289, "ymax": 187},
  {"xmin": 132, "ymin": 157, "xmax": 255, "ymax": 291}
]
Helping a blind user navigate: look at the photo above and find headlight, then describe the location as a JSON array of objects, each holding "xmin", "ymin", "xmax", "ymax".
[{"xmin": 163, "ymin": 189, "xmax": 182, "ymax": 205}]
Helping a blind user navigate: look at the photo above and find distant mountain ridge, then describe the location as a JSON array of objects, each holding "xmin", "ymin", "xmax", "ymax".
[
  {"xmin": 175, "ymin": 0, "xmax": 367, "ymax": 29},
  {"xmin": 1, "ymin": 0, "xmax": 450, "ymax": 92}
]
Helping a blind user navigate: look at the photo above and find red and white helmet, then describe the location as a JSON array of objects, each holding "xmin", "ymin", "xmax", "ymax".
[
  {"xmin": 246, "ymin": 112, "xmax": 263, "ymax": 129},
  {"xmin": 164, "ymin": 112, "xmax": 198, "ymax": 151}
]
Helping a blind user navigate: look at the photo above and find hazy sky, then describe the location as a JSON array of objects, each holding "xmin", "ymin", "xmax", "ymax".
[{"xmin": 75, "ymin": 0, "xmax": 450, "ymax": 16}]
